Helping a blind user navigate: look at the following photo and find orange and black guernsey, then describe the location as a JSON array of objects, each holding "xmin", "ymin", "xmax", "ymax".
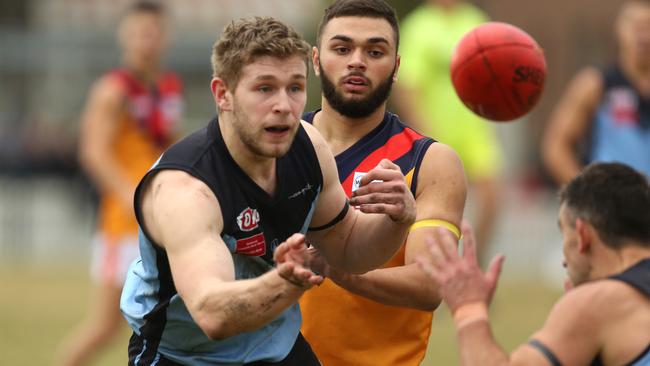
[
  {"xmin": 300, "ymin": 110, "xmax": 436, "ymax": 366},
  {"xmin": 98, "ymin": 68, "xmax": 182, "ymax": 242}
]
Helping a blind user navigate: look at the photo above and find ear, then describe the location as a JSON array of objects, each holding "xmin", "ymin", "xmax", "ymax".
[
  {"xmin": 312, "ymin": 46, "xmax": 321, "ymax": 76},
  {"xmin": 393, "ymin": 54, "xmax": 401, "ymax": 82},
  {"xmin": 211, "ymin": 77, "xmax": 232, "ymax": 112},
  {"xmin": 575, "ymin": 218, "xmax": 592, "ymax": 254}
]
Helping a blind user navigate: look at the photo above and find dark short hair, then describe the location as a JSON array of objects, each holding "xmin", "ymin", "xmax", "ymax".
[
  {"xmin": 125, "ymin": 0, "xmax": 165, "ymax": 16},
  {"xmin": 211, "ymin": 17, "xmax": 311, "ymax": 88},
  {"xmin": 317, "ymin": 0, "xmax": 399, "ymax": 49},
  {"xmin": 560, "ymin": 162, "xmax": 650, "ymax": 248}
]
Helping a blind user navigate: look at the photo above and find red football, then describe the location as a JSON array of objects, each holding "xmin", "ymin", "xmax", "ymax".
[{"xmin": 450, "ymin": 22, "xmax": 547, "ymax": 122}]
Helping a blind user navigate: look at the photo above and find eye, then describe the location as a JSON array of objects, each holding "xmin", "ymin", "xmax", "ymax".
[
  {"xmin": 258, "ymin": 85, "xmax": 272, "ymax": 93},
  {"xmin": 334, "ymin": 46, "xmax": 350, "ymax": 55},
  {"xmin": 289, "ymin": 84, "xmax": 304, "ymax": 93},
  {"xmin": 368, "ymin": 50, "xmax": 384, "ymax": 58}
]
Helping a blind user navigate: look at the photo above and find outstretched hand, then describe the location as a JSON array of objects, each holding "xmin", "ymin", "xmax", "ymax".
[
  {"xmin": 349, "ymin": 159, "xmax": 416, "ymax": 224},
  {"xmin": 417, "ymin": 223, "xmax": 505, "ymax": 313},
  {"xmin": 274, "ymin": 234, "xmax": 324, "ymax": 289}
]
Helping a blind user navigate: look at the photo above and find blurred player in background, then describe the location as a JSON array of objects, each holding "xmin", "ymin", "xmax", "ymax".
[
  {"xmin": 54, "ymin": 2, "xmax": 183, "ymax": 365},
  {"xmin": 299, "ymin": 1, "xmax": 466, "ymax": 365},
  {"xmin": 542, "ymin": 0, "xmax": 650, "ymax": 185},
  {"xmin": 393, "ymin": 0, "xmax": 502, "ymax": 261},
  {"xmin": 418, "ymin": 162, "xmax": 650, "ymax": 366}
]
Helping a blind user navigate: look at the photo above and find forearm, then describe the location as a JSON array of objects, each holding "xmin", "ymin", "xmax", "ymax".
[
  {"xmin": 543, "ymin": 142, "xmax": 582, "ymax": 185},
  {"xmin": 193, "ymin": 269, "xmax": 304, "ymax": 340},
  {"xmin": 329, "ymin": 263, "xmax": 441, "ymax": 310},
  {"xmin": 457, "ymin": 322, "xmax": 510, "ymax": 366},
  {"xmin": 341, "ymin": 213, "xmax": 409, "ymax": 272},
  {"xmin": 453, "ymin": 303, "xmax": 510, "ymax": 366}
]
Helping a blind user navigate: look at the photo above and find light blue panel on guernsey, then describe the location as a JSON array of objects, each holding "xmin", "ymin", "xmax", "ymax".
[
  {"xmin": 120, "ymin": 230, "xmax": 162, "ymax": 332},
  {"xmin": 591, "ymin": 106, "xmax": 650, "ymax": 177}
]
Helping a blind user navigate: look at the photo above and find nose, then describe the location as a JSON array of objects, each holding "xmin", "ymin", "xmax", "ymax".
[
  {"xmin": 347, "ymin": 49, "xmax": 367, "ymax": 72},
  {"xmin": 273, "ymin": 90, "xmax": 292, "ymax": 114}
]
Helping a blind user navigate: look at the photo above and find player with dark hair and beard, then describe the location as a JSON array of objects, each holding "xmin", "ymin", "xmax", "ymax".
[{"xmin": 299, "ymin": 1, "xmax": 467, "ymax": 365}]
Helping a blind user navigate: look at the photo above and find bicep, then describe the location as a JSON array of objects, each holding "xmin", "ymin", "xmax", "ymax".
[
  {"xmin": 405, "ymin": 143, "xmax": 467, "ymax": 264},
  {"xmin": 300, "ymin": 121, "xmax": 350, "ymax": 234},
  {"xmin": 511, "ymin": 292, "xmax": 601, "ymax": 366},
  {"xmin": 143, "ymin": 170, "xmax": 234, "ymax": 306}
]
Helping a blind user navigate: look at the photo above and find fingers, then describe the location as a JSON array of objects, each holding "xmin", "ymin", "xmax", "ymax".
[
  {"xmin": 349, "ymin": 159, "xmax": 415, "ymax": 223},
  {"xmin": 460, "ymin": 222, "xmax": 478, "ymax": 264},
  {"xmin": 416, "ymin": 257, "xmax": 438, "ymax": 280},
  {"xmin": 485, "ymin": 254, "xmax": 505, "ymax": 287},
  {"xmin": 277, "ymin": 262, "xmax": 320, "ymax": 289},
  {"xmin": 434, "ymin": 227, "xmax": 459, "ymax": 261},
  {"xmin": 353, "ymin": 159, "xmax": 404, "ymax": 196},
  {"xmin": 277, "ymin": 261, "xmax": 296, "ymax": 278},
  {"xmin": 377, "ymin": 158, "xmax": 400, "ymax": 170},
  {"xmin": 351, "ymin": 183, "xmax": 415, "ymax": 223},
  {"xmin": 274, "ymin": 233, "xmax": 306, "ymax": 264},
  {"xmin": 273, "ymin": 242, "xmax": 290, "ymax": 263}
]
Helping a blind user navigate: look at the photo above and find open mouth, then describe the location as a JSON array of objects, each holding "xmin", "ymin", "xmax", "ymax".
[
  {"xmin": 344, "ymin": 76, "xmax": 368, "ymax": 86},
  {"xmin": 265, "ymin": 126, "xmax": 291, "ymax": 134}
]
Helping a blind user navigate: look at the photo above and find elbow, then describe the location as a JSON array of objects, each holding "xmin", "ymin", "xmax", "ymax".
[
  {"xmin": 195, "ymin": 310, "xmax": 232, "ymax": 341},
  {"xmin": 191, "ymin": 296, "xmax": 233, "ymax": 341},
  {"xmin": 418, "ymin": 295, "xmax": 442, "ymax": 312}
]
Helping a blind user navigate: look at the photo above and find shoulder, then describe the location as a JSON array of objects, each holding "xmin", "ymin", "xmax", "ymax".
[
  {"xmin": 461, "ymin": 3, "xmax": 489, "ymax": 22},
  {"xmin": 546, "ymin": 279, "xmax": 632, "ymax": 329},
  {"xmin": 144, "ymin": 169, "xmax": 220, "ymax": 216},
  {"xmin": 89, "ymin": 71, "xmax": 128, "ymax": 102},
  {"xmin": 300, "ymin": 120, "xmax": 330, "ymax": 157},
  {"xmin": 418, "ymin": 143, "xmax": 465, "ymax": 183},
  {"xmin": 412, "ymin": 142, "xmax": 466, "ymax": 218},
  {"xmin": 571, "ymin": 66, "xmax": 604, "ymax": 94}
]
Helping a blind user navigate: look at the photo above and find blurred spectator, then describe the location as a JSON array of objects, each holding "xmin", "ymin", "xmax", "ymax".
[
  {"xmin": 53, "ymin": 2, "xmax": 183, "ymax": 365},
  {"xmin": 542, "ymin": 0, "xmax": 650, "ymax": 184}
]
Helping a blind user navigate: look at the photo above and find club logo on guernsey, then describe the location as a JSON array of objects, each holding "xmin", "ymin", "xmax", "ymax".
[
  {"xmin": 352, "ymin": 172, "xmax": 366, "ymax": 192},
  {"xmin": 352, "ymin": 172, "xmax": 383, "ymax": 192},
  {"xmin": 237, "ymin": 207, "xmax": 260, "ymax": 231},
  {"xmin": 235, "ymin": 207, "xmax": 266, "ymax": 256}
]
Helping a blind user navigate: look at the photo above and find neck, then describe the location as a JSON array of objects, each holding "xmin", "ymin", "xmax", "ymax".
[
  {"xmin": 218, "ymin": 113, "xmax": 277, "ymax": 194},
  {"xmin": 123, "ymin": 55, "xmax": 160, "ymax": 84},
  {"xmin": 591, "ymin": 242, "xmax": 650, "ymax": 279},
  {"xmin": 619, "ymin": 54, "xmax": 650, "ymax": 95},
  {"xmin": 313, "ymin": 98, "xmax": 387, "ymax": 155}
]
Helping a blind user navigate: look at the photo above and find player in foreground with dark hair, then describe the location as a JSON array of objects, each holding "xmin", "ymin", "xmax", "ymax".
[
  {"xmin": 419, "ymin": 162, "xmax": 650, "ymax": 366},
  {"xmin": 299, "ymin": 0, "xmax": 466, "ymax": 364}
]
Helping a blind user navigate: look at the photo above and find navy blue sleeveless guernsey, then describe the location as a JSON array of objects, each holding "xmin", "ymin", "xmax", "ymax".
[
  {"xmin": 589, "ymin": 64, "xmax": 650, "ymax": 177},
  {"xmin": 121, "ymin": 117, "xmax": 323, "ymax": 365},
  {"xmin": 591, "ymin": 259, "xmax": 650, "ymax": 366},
  {"xmin": 531, "ymin": 259, "xmax": 650, "ymax": 366}
]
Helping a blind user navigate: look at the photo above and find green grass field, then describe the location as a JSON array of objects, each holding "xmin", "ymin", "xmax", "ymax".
[{"xmin": 0, "ymin": 265, "xmax": 561, "ymax": 366}]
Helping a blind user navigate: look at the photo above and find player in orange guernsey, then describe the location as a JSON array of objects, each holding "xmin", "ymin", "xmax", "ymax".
[
  {"xmin": 54, "ymin": 2, "xmax": 182, "ymax": 366},
  {"xmin": 299, "ymin": 1, "xmax": 467, "ymax": 365}
]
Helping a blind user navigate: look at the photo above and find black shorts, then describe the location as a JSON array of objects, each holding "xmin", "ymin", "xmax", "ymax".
[{"xmin": 128, "ymin": 332, "xmax": 320, "ymax": 366}]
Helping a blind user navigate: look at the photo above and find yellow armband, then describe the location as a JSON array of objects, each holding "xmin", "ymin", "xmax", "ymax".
[{"xmin": 409, "ymin": 219, "xmax": 461, "ymax": 239}]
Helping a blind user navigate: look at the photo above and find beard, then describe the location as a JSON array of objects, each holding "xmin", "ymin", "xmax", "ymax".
[
  {"xmin": 231, "ymin": 99, "xmax": 296, "ymax": 158},
  {"xmin": 319, "ymin": 62, "xmax": 395, "ymax": 119}
]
